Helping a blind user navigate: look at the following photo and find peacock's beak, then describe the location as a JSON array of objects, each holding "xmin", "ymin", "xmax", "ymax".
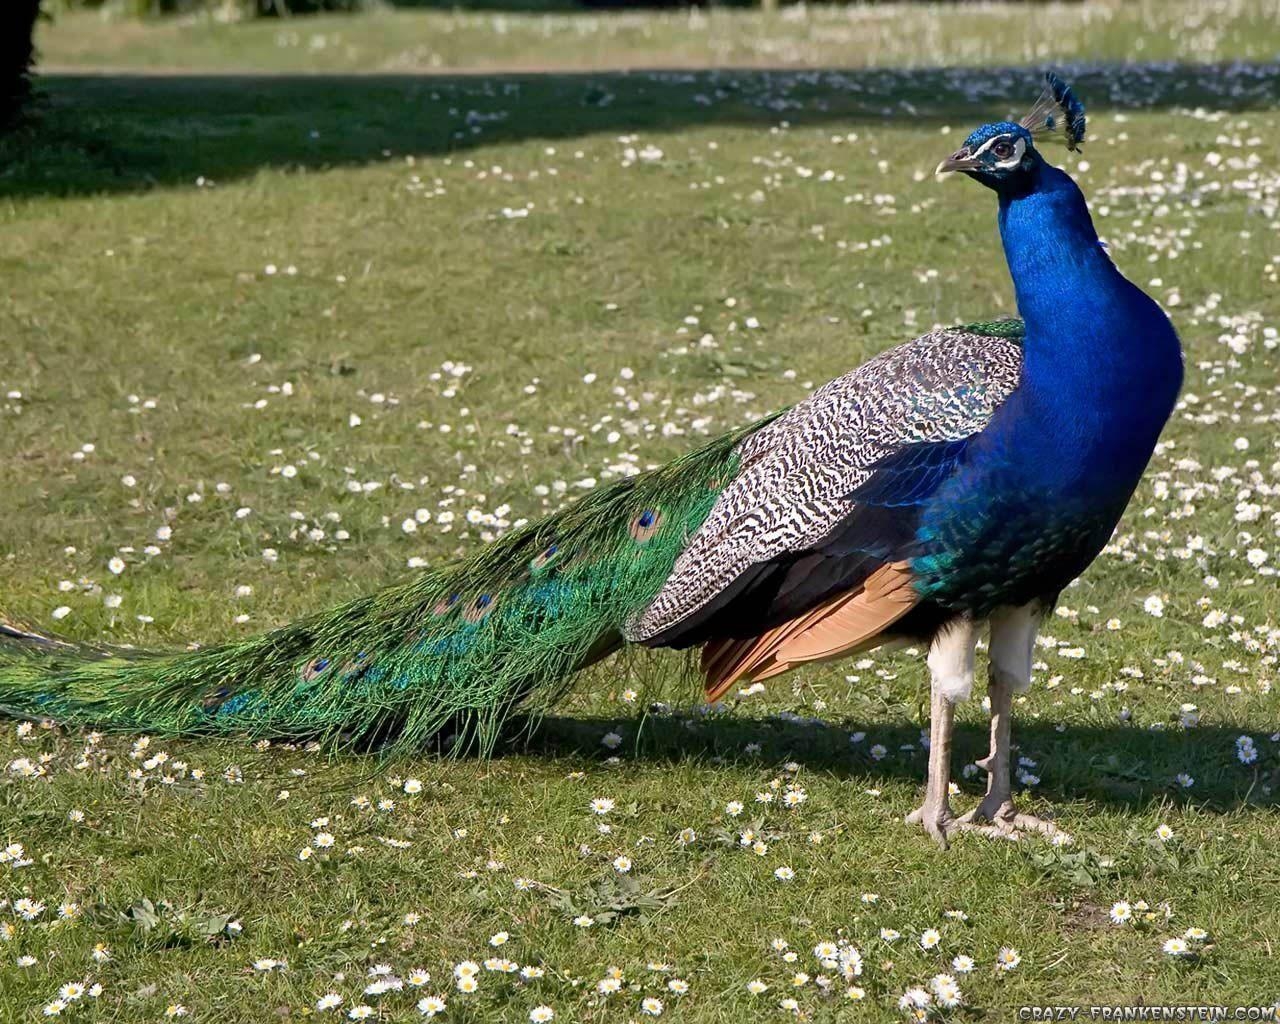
[{"xmin": 934, "ymin": 148, "xmax": 982, "ymax": 178}]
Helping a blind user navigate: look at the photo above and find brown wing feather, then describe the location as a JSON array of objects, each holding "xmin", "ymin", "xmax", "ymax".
[
  {"xmin": 701, "ymin": 561, "xmax": 918, "ymax": 701},
  {"xmin": 774, "ymin": 561, "xmax": 917, "ymax": 662},
  {"xmin": 700, "ymin": 600, "xmax": 834, "ymax": 695}
]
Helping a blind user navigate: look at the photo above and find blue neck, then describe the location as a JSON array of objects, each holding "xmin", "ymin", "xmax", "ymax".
[
  {"xmin": 998, "ymin": 161, "xmax": 1131, "ymax": 333},
  {"xmin": 992, "ymin": 160, "xmax": 1183, "ymax": 491}
]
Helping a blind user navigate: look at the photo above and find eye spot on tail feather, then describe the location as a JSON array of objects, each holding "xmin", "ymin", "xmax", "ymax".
[
  {"xmin": 531, "ymin": 543, "xmax": 559, "ymax": 572},
  {"xmin": 301, "ymin": 657, "xmax": 330, "ymax": 682},
  {"xmin": 464, "ymin": 593, "xmax": 496, "ymax": 623},
  {"xmin": 629, "ymin": 509, "xmax": 663, "ymax": 543},
  {"xmin": 432, "ymin": 594, "xmax": 461, "ymax": 616},
  {"xmin": 202, "ymin": 686, "xmax": 231, "ymax": 711},
  {"xmin": 338, "ymin": 651, "xmax": 373, "ymax": 680}
]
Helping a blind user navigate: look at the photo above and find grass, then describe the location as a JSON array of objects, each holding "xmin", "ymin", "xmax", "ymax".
[
  {"xmin": 2, "ymin": 1, "xmax": 1280, "ymax": 1019},
  {"xmin": 33, "ymin": 0, "xmax": 1280, "ymax": 73}
]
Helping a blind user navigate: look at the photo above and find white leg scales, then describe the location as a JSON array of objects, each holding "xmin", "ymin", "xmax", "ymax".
[
  {"xmin": 905, "ymin": 619, "xmax": 976, "ymax": 848},
  {"xmin": 953, "ymin": 603, "xmax": 1063, "ymax": 841}
]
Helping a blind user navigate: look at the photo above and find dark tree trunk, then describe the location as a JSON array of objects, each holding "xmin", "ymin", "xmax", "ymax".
[{"xmin": 2, "ymin": 0, "xmax": 41, "ymax": 127}]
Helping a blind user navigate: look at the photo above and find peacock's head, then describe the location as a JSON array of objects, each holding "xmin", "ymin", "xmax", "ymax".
[{"xmin": 936, "ymin": 71, "xmax": 1086, "ymax": 193}]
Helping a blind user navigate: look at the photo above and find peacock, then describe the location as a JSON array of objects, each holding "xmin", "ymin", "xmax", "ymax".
[{"xmin": 0, "ymin": 73, "xmax": 1182, "ymax": 845}]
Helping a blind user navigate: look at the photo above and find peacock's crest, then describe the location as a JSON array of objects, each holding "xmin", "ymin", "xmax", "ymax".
[
  {"xmin": 1019, "ymin": 71, "xmax": 1086, "ymax": 152},
  {"xmin": 948, "ymin": 72, "xmax": 1086, "ymax": 180}
]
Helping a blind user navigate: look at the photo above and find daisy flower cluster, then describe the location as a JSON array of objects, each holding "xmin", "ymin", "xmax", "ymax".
[{"xmin": 743, "ymin": 925, "xmax": 1025, "ymax": 1018}]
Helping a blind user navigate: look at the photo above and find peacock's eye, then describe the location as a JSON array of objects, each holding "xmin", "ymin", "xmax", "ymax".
[{"xmin": 992, "ymin": 139, "xmax": 1015, "ymax": 159}]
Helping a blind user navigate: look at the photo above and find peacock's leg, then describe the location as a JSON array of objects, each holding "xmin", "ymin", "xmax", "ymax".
[
  {"xmin": 905, "ymin": 618, "xmax": 977, "ymax": 847},
  {"xmin": 905, "ymin": 683, "xmax": 958, "ymax": 846},
  {"xmin": 956, "ymin": 603, "xmax": 1060, "ymax": 839}
]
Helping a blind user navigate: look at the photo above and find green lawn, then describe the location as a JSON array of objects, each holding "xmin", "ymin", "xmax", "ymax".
[
  {"xmin": 33, "ymin": 1, "xmax": 1280, "ymax": 73},
  {"xmin": 2, "ymin": 2, "xmax": 1280, "ymax": 1020}
]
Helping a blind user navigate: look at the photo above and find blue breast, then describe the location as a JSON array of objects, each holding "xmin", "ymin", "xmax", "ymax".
[{"xmin": 913, "ymin": 162, "xmax": 1182, "ymax": 612}]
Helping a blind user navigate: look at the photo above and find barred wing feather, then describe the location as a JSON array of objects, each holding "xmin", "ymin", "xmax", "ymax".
[{"xmin": 624, "ymin": 326, "xmax": 1024, "ymax": 651}]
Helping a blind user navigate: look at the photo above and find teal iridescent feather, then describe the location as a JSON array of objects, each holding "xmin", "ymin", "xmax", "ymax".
[
  {"xmin": 958, "ymin": 317, "xmax": 1025, "ymax": 340},
  {"xmin": 0, "ymin": 420, "xmax": 770, "ymax": 755}
]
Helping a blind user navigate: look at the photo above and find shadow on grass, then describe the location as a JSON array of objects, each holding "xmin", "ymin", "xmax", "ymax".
[
  {"xmin": 508, "ymin": 713, "xmax": 1279, "ymax": 814},
  {"xmin": 4, "ymin": 61, "xmax": 1279, "ymax": 198}
]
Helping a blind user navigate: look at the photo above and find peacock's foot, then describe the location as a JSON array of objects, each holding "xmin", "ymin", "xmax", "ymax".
[
  {"xmin": 954, "ymin": 799, "xmax": 1062, "ymax": 841},
  {"xmin": 905, "ymin": 801, "xmax": 959, "ymax": 848}
]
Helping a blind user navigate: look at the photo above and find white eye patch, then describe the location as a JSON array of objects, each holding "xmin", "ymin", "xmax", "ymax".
[{"xmin": 970, "ymin": 135, "xmax": 1027, "ymax": 170}]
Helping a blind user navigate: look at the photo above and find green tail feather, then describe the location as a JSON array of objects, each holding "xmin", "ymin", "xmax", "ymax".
[{"xmin": 0, "ymin": 422, "xmax": 770, "ymax": 755}]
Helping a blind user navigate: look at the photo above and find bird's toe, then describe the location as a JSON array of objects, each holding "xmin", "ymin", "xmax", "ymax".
[
  {"xmin": 949, "ymin": 818, "xmax": 1019, "ymax": 841},
  {"xmin": 1008, "ymin": 812, "xmax": 1068, "ymax": 841},
  {"xmin": 905, "ymin": 803, "xmax": 956, "ymax": 848},
  {"xmin": 955, "ymin": 801, "xmax": 1063, "ymax": 842}
]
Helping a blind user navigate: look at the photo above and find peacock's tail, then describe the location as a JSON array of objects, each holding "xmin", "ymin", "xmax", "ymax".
[{"xmin": 0, "ymin": 423, "xmax": 766, "ymax": 755}]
